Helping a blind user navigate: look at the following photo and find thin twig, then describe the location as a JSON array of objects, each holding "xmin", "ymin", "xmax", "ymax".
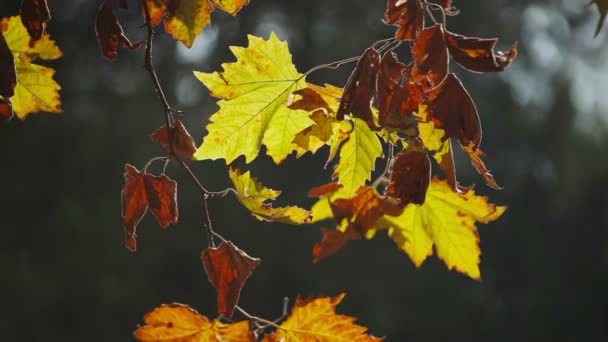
[{"xmin": 235, "ymin": 305, "xmax": 283, "ymax": 330}]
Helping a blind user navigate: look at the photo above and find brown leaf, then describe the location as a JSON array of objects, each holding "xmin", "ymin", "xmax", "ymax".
[
  {"xmin": 121, "ymin": 164, "xmax": 178, "ymax": 251},
  {"xmin": 95, "ymin": 0, "xmax": 140, "ymax": 61},
  {"xmin": 433, "ymin": 0, "xmax": 459, "ymax": 14},
  {"xmin": 19, "ymin": 0, "xmax": 51, "ymax": 41},
  {"xmin": 463, "ymin": 144, "xmax": 501, "ymax": 189},
  {"xmin": 307, "ymin": 183, "xmax": 343, "ymax": 198},
  {"xmin": 426, "ymin": 73, "xmax": 482, "ymax": 149},
  {"xmin": 202, "ymin": 241, "xmax": 261, "ymax": 318},
  {"xmin": 384, "ymin": 0, "xmax": 424, "ymax": 40},
  {"xmin": 150, "ymin": 119, "xmax": 198, "ymax": 159},
  {"xmin": 288, "ymin": 88, "xmax": 331, "ymax": 112},
  {"xmin": 336, "ymin": 47, "xmax": 380, "ymax": 129},
  {"xmin": 313, "ymin": 228, "xmax": 352, "ymax": 263},
  {"xmin": 412, "ymin": 24, "xmax": 449, "ymax": 87},
  {"xmin": 0, "ymin": 30, "xmax": 16, "ymax": 100},
  {"xmin": 387, "ymin": 150, "xmax": 431, "ymax": 205},
  {"xmin": 0, "ymin": 98, "xmax": 13, "ymax": 122},
  {"xmin": 445, "ymin": 31, "xmax": 517, "ymax": 73}
]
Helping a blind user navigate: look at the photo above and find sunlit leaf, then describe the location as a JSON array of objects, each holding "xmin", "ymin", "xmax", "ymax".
[
  {"xmin": 194, "ymin": 33, "xmax": 313, "ymax": 164},
  {"xmin": 19, "ymin": 0, "xmax": 51, "ymax": 41},
  {"xmin": 210, "ymin": 0, "xmax": 250, "ymax": 15},
  {"xmin": 412, "ymin": 24, "xmax": 448, "ymax": 87},
  {"xmin": 95, "ymin": 0, "xmax": 140, "ymax": 61},
  {"xmin": 0, "ymin": 29, "xmax": 16, "ymax": 100},
  {"xmin": 445, "ymin": 30, "xmax": 517, "ymax": 73},
  {"xmin": 384, "ymin": 0, "xmax": 424, "ymax": 40},
  {"xmin": 386, "ymin": 150, "xmax": 431, "ymax": 205},
  {"xmin": 463, "ymin": 144, "xmax": 500, "ymax": 190},
  {"xmin": 151, "ymin": 119, "xmax": 198, "ymax": 159}
]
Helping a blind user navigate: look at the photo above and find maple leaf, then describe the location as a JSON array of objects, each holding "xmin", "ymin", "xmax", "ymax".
[
  {"xmin": 145, "ymin": 0, "xmax": 250, "ymax": 47},
  {"xmin": 151, "ymin": 119, "xmax": 198, "ymax": 159},
  {"xmin": 121, "ymin": 164, "xmax": 178, "ymax": 251},
  {"xmin": 263, "ymin": 293, "xmax": 381, "ymax": 342},
  {"xmin": 0, "ymin": 29, "xmax": 16, "ymax": 111},
  {"xmin": 384, "ymin": 0, "xmax": 424, "ymax": 41},
  {"xmin": 336, "ymin": 47, "xmax": 381, "ymax": 129},
  {"xmin": 95, "ymin": 0, "xmax": 140, "ymax": 61},
  {"xmin": 202, "ymin": 241, "xmax": 261, "ymax": 317},
  {"xmin": 412, "ymin": 24, "xmax": 448, "ymax": 87},
  {"xmin": 333, "ymin": 118, "xmax": 383, "ymax": 197},
  {"xmin": 444, "ymin": 31, "xmax": 517, "ymax": 73},
  {"xmin": 194, "ymin": 33, "xmax": 314, "ymax": 164},
  {"xmin": 593, "ymin": 0, "xmax": 608, "ymax": 36},
  {"xmin": 376, "ymin": 179, "xmax": 506, "ymax": 280},
  {"xmin": 19, "ymin": 0, "xmax": 51, "ymax": 41},
  {"xmin": 134, "ymin": 303, "xmax": 254, "ymax": 342},
  {"xmin": 462, "ymin": 144, "xmax": 500, "ymax": 190},
  {"xmin": 229, "ymin": 168, "xmax": 311, "ymax": 224},
  {"xmin": 0, "ymin": 16, "xmax": 62, "ymax": 119},
  {"xmin": 386, "ymin": 150, "xmax": 431, "ymax": 205}
]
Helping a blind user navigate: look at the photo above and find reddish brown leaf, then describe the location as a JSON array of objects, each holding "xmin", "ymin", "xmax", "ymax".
[
  {"xmin": 202, "ymin": 241, "xmax": 261, "ymax": 317},
  {"xmin": 151, "ymin": 119, "xmax": 198, "ymax": 159},
  {"xmin": 445, "ymin": 31, "xmax": 517, "ymax": 73},
  {"xmin": 312, "ymin": 228, "xmax": 352, "ymax": 263},
  {"xmin": 426, "ymin": 73, "xmax": 482, "ymax": 149},
  {"xmin": 307, "ymin": 183, "xmax": 343, "ymax": 198},
  {"xmin": 433, "ymin": 0, "xmax": 459, "ymax": 15},
  {"xmin": 121, "ymin": 164, "xmax": 178, "ymax": 251},
  {"xmin": 0, "ymin": 98, "xmax": 14, "ymax": 123},
  {"xmin": 19, "ymin": 0, "xmax": 51, "ymax": 41},
  {"xmin": 384, "ymin": 0, "xmax": 424, "ymax": 40},
  {"xmin": 387, "ymin": 150, "xmax": 431, "ymax": 205},
  {"xmin": 0, "ymin": 30, "xmax": 16, "ymax": 100},
  {"xmin": 412, "ymin": 24, "xmax": 449, "ymax": 87},
  {"xmin": 463, "ymin": 144, "xmax": 501, "ymax": 189},
  {"xmin": 95, "ymin": 0, "xmax": 140, "ymax": 61},
  {"xmin": 336, "ymin": 47, "xmax": 380, "ymax": 128},
  {"xmin": 288, "ymin": 88, "xmax": 331, "ymax": 112}
]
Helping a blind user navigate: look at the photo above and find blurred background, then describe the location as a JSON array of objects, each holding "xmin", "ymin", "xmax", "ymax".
[{"xmin": 1, "ymin": 0, "xmax": 607, "ymax": 340}]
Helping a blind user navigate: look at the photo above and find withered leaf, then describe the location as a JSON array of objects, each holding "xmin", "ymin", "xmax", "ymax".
[
  {"xmin": 313, "ymin": 228, "xmax": 355, "ymax": 264},
  {"xmin": 445, "ymin": 31, "xmax": 517, "ymax": 73},
  {"xmin": 150, "ymin": 119, "xmax": 198, "ymax": 159},
  {"xmin": 426, "ymin": 73, "xmax": 482, "ymax": 149},
  {"xmin": 0, "ymin": 30, "xmax": 16, "ymax": 100},
  {"xmin": 412, "ymin": 24, "xmax": 449, "ymax": 87},
  {"xmin": 307, "ymin": 183, "xmax": 343, "ymax": 198},
  {"xmin": 433, "ymin": 0, "xmax": 459, "ymax": 15},
  {"xmin": 463, "ymin": 144, "xmax": 501, "ymax": 189},
  {"xmin": 336, "ymin": 47, "xmax": 380, "ymax": 128},
  {"xmin": 19, "ymin": 0, "xmax": 51, "ymax": 41},
  {"xmin": 95, "ymin": 0, "xmax": 140, "ymax": 61},
  {"xmin": 202, "ymin": 241, "xmax": 261, "ymax": 318},
  {"xmin": 384, "ymin": 0, "xmax": 424, "ymax": 40},
  {"xmin": 288, "ymin": 87, "xmax": 331, "ymax": 112},
  {"xmin": 387, "ymin": 150, "xmax": 431, "ymax": 205},
  {"xmin": 121, "ymin": 164, "xmax": 178, "ymax": 251},
  {"xmin": 0, "ymin": 98, "xmax": 13, "ymax": 122}
]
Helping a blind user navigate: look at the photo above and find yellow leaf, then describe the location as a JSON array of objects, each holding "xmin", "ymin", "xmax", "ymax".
[
  {"xmin": 305, "ymin": 82, "xmax": 342, "ymax": 112},
  {"xmin": 1, "ymin": 16, "xmax": 62, "ymax": 119},
  {"xmin": 134, "ymin": 303, "xmax": 254, "ymax": 342},
  {"xmin": 264, "ymin": 294, "xmax": 381, "ymax": 342},
  {"xmin": 334, "ymin": 118, "xmax": 383, "ymax": 197},
  {"xmin": 294, "ymin": 110, "xmax": 337, "ymax": 157},
  {"xmin": 229, "ymin": 168, "xmax": 311, "ymax": 224},
  {"xmin": 416, "ymin": 104, "xmax": 449, "ymax": 164},
  {"xmin": 210, "ymin": 0, "xmax": 250, "ymax": 15},
  {"xmin": 194, "ymin": 33, "xmax": 314, "ymax": 164},
  {"xmin": 378, "ymin": 179, "xmax": 506, "ymax": 280}
]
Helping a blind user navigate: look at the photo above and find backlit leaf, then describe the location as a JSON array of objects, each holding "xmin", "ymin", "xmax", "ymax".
[
  {"xmin": 151, "ymin": 119, "xmax": 198, "ymax": 159},
  {"xmin": 95, "ymin": 0, "xmax": 140, "ymax": 61},
  {"xmin": 263, "ymin": 293, "xmax": 381, "ymax": 342},
  {"xmin": 194, "ymin": 33, "xmax": 314, "ymax": 164},
  {"xmin": 202, "ymin": 241, "xmax": 261, "ymax": 317},
  {"xmin": 386, "ymin": 150, "xmax": 431, "ymax": 205},
  {"xmin": 19, "ymin": 0, "xmax": 51, "ymax": 41},
  {"xmin": 0, "ymin": 30, "xmax": 16, "ymax": 100},
  {"xmin": 412, "ymin": 24, "xmax": 448, "ymax": 87},
  {"xmin": 210, "ymin": 0, "xmax": 250, "ymax": 15},
  {"xmin": 134, "ymin": 303, "xmax": 254, "ymax": 341},
  {"xmin": 463, "ymin": 144, "xmax": 500, "ymax": 189},
  {"xmin": 384, "ymin": 0, "xmax": 424, "ymax": 40},
  {"xmin": 445, "ymin": 31, "xmax": 517, "ymax": 73},
  {"xmin": 229, "ymin": 168, "xmax": 311, "ymax": 224}
]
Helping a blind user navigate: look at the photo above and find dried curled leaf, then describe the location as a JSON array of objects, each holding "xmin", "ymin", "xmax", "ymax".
[
  {"xmin": 263, "ymin": 293, "xmax": 381, "ymax": 342},
  {"xmin": 151, "ymin": 119, "xmax": 198, "ymax": 159},
  {"xmin": 463, "ymin": 144, "xmax": 500, "ymax": 190},
  {"xmin": 134, "ymin": 303, "xmax": 254, "ymax": 341},
  {"xmin": 121, "ymin": 164, "xmax": 178, "ymax": 251},
  {"xmin": 229, "ymin": 168, "xmax": 312, "ymax": 224},
  {"xmin": 387, "ymin": 150, "xmax": 431, "ymax": 205},
  {"xmin": 412, "ymin": 24, "xmax": 448, "ymax": 87},
  {"xmin": 19, "ymin": 0, "xmax": 51, "ymax": 41},
  {"xmin": 0, "ymin": 30, "xmax": 16, "ymax": 100},
  {"xmin": 445, "ymin": 31, "xmax": 517, "ymax": 73},
  {"xmin": 202, "ymin": 241, "xmax": 261, "ymax": 317},
  {"xmin": 593, "ymin": 0, "xmax": 608, "ymax": 36},
  {"xmin": 384, "ymin": 0, "xmax": 424, "ymax": 41},
  {"xmin": 95, "ymin": 0, "xmax": 140, "ymax": 61}
]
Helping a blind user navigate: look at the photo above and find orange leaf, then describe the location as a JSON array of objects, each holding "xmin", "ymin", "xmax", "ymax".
[
  {"xmin": 336, "ymin": 47, "xmax": 380, "ymax": 129},
  {"xmin": 463, "ymin": 144, "xmax": 501, "ymax": 189},
  {"xmin": 210, "ymin": 0, "xmax": 250, "ymax": 15},
  {"xmin": 134, "ymin": 303, "xmax": 254, "ymax": 342},
  {"xmin": 150, "ymin": 119, "xmax": 198, "ymax": 159},
  {"xmin": 433, "ymin": 0, "xmax": 459, "ymax": 14},
  {"xmin": 202, "ymin": 241, "xmax": 261, "ymax": 317},
  {"xmin": 307, "ymin": 183, "xmax": 343, "ymax": 198},
  {"xmin": 0, "ymin": 98, "xmax": 13, "ymax": 122},
  {"xmin": 445, "ymin": 30, "xmax": 517, "ymax": 73},
  {"xmin": 264, "ymin": 293, "xmax": 381, "ymax": 342},
  {"xmin": 387, "ymin": 150, "xmax": 431, "ymax": 205},
  {"xmin": 95, "ymin": 0, "xmax": 140, "ymax": 61},
  {"xmin": 121, "ymin": 164, "xmax": 178, "ymax": 251},
  {"xmin": 19, "ymin": 0, "xmax": 51, "ymax": 41},
  {"xmin": 384, "ymin": 0, "xmax": 424, "ymax": 41},
  {"xmin": 0, "ymin": 29, "xmax": 16, "ymax": 100},
  {"xmin": 412, "ymin": 24, "xmax": 448, "ymax": 87},
  {"xmin": 312, "ymin": 228, "xmax": 353, "ymax": 264}
]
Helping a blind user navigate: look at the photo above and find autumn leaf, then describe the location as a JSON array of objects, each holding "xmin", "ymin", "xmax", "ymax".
[
  {"xmin": 151, "ymin": 119, "xmax": 198, "ymax": 159},
  {"xmin": 412, "ymin": 24, "xmax": 448, "ymax": 87},
  {"xmin": 202, "ymin": 241, "xmax": 261, "ymax": 317},
  {"xmin": 229, "ymin": 168, "xmax": 311, "ymax": 224},
  {"xmin": 592, "ymin": 0, "xmax": 608, "ymax": 36},
  {"xmin": 95, "ymin": 0, "xmax": 140, "ymax": 61},
  {"xmin": 1, "ymin": 16, "xmax": 62, "ymax": 119},
  {"xmin": 19, "ymin": 0, "xmax": 51, "ymax": 41},
  {"xmin": 263, "ymin": 293, "xmax": 381, "ymax": 342},
  {"xmin": 432, "ymin": 0, "xmax": 459, "ymax": 15},
  {"xmin": 333, "ymin": 118, "xmax": 383, "ymax": 197},
  {"xmin": 462, "ymin": 144, "xmax": 500, "ymax": 190},
  {"xmin": 134, "ymin": 303, "xmax": 254, "ymax": 342},
  {"xmin": 0, "ymin": 98, "xmax": 13, "ymax": 122},
  {"xmin": 194, "ymin": 33, "xmax": 314, "ymax": 164},
  {"xmin": 0, "ymin": 29, "xmax": 16, "ymax": 106},
  {"xmin": 444, "ymin": 31, "xmax": 517, "ymax": 73},
  {"xmin": 384, "ymin": 0, "xmax": 424, "ymax": 41},
  {"xmin": 121, "ymin": 164, "xmax": 178, "ymax": 251},
  {"xmin": 386, "ymin": 150, "xmax": 431, "ymax": 205},
  {"xmin": 376, "ymin": 179, "xmax": 506, "ymax": 280}
]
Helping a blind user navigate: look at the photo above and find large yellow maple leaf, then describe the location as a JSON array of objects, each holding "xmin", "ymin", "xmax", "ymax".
[
  {"xmin": 376, "ymin": 179, "xmax": 506, "ymax": 280},
  {"xmin": 263, "ymin": 293, "xmax": 381, "ymax": 342},
  {"xmin": 194, "ymin": 33, "xmax": 314, "ymax": 164},
  {"xmin": 1, "ymin": 16, "xmax": 62, "ymax": 119}
]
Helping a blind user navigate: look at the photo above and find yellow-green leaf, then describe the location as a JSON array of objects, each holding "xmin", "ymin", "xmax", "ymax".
[
  {"xmin": 194, "ymin": 33, "xmax": 314, "ymax": 164},
  {"xmin": 377, "ymin": 179, "xmax": 506, "ymax": 280},
  {"xmin": 333, "ymin": 118, "xmax": 383, "ymax": 197},
  {"xmin": 229, "ymin": 168, "xmax": 311, "ymax": 224}
]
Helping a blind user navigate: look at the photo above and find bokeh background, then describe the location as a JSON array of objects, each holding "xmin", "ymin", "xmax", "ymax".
[{"xmin": 1, "ymin": 0, "xmax": 607, "ymax": 341}]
